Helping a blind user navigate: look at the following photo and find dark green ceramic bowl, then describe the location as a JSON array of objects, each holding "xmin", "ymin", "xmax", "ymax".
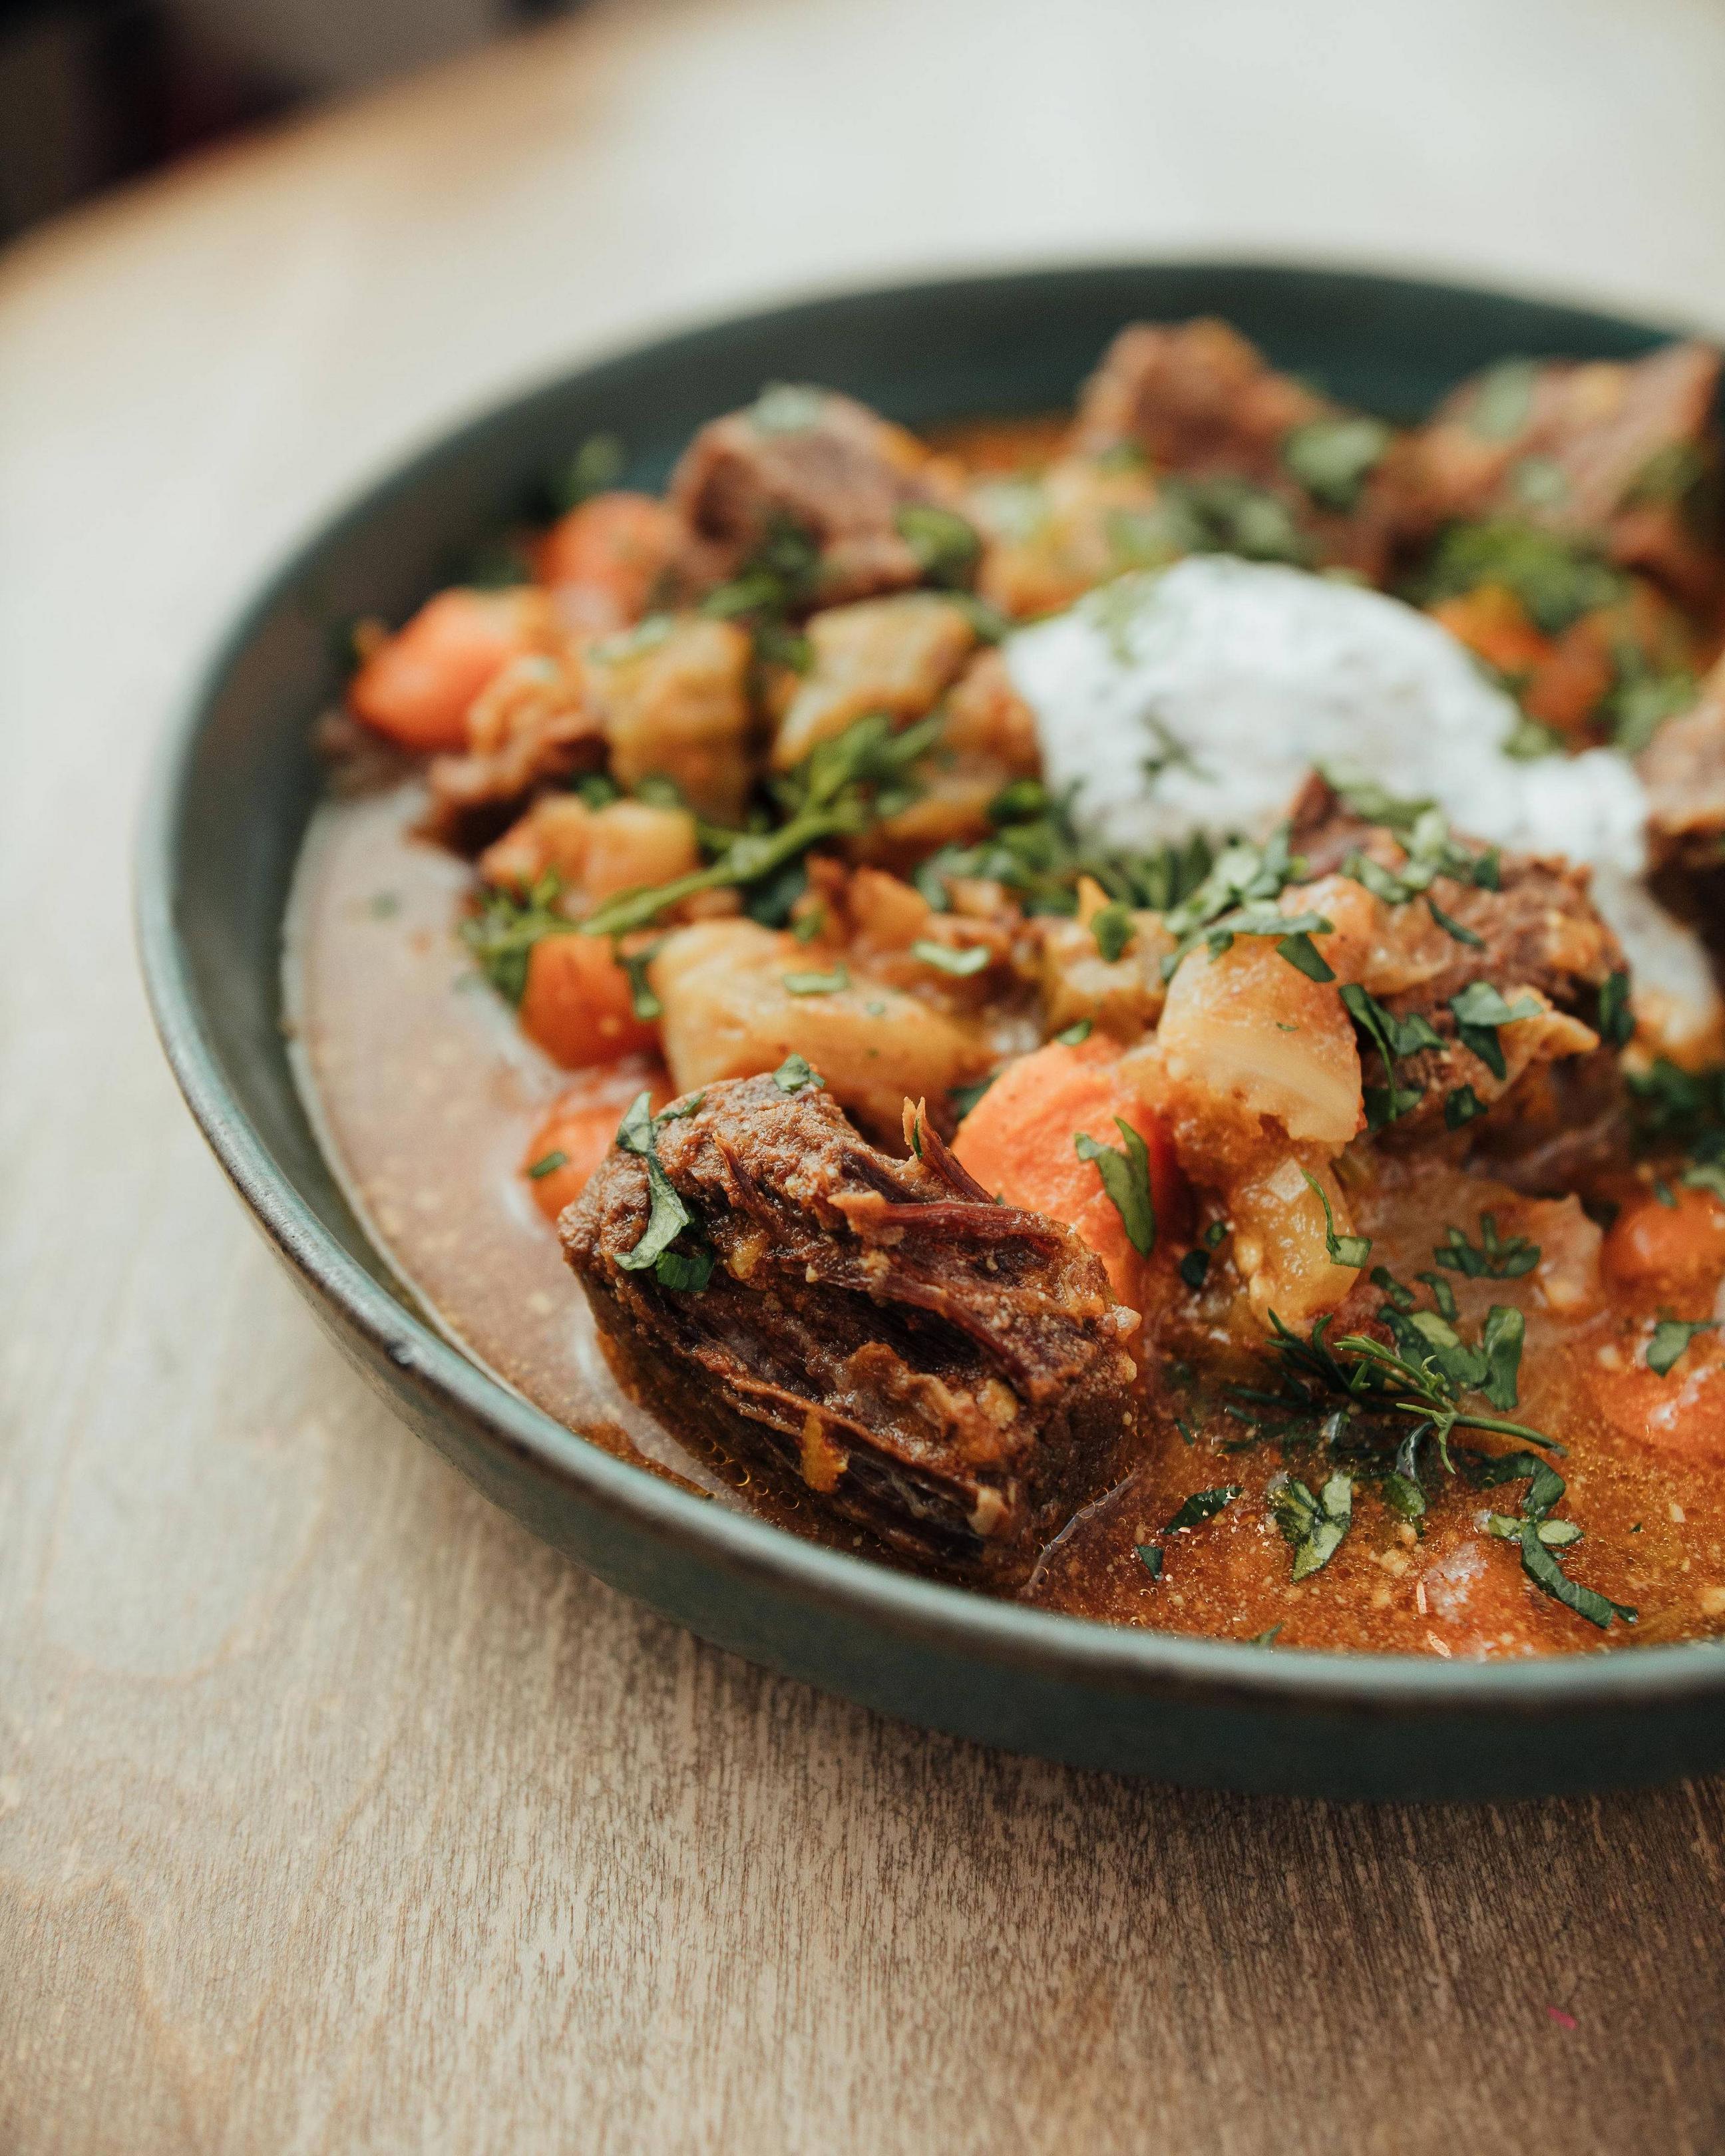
[{"xmin": 138, "ymin": 261, "xmax": 1725, "ymax": 1800}]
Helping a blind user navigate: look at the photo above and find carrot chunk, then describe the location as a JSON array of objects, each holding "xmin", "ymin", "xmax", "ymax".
[
  {"xmin": 952, "ymin": 1037, "xmax": 1185, "ymax": 1310},
  {"xmin": 518, "ymin": 932, "xmax": 658, "ymax": 1068},
  {"xmin": 522, "ymin": 1058, "xmax": 673, "ymax": 1220},
  {"xmin": 538, "ymin": 492, "xmax": 683, "ymax": 631},
  {"xmin": 1604, "ymin": 1184, "xmax": 1725, "ymax": 1298},
  {"xmin": 348, "ymin": 588, "xmax": 550, "ymax": 753}
]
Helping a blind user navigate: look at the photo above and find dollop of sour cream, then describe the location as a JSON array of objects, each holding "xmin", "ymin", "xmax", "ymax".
[{"xmin": 1005, "ymin": 557, "xmax": 1718, "ymax": 1037}]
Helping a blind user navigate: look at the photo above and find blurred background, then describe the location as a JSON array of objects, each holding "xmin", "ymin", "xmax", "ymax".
[{"xmin": 0, "ymin": 0, "xmax": 578, "ymax": 236}]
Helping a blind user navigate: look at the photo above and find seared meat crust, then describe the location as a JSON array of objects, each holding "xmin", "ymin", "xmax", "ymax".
[
  {"xmin": 564, "ymin": 1075, "xmax": 1139, "ymax": 1580},
  {"xmin": 668, "ymin": 390, "xmax": 964, "ymax": 606}
]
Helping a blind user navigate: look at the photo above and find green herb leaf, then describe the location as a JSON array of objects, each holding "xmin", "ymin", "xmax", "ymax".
[
  {"xmin": 1449, "ymin": 981, "xmax": 1541, "ymax": 1081},
  {"xmin": 1479, "ymin": 1304, "xmax": 1525, "ymax": 1411},
  {"xmin": 1518, "ymin": 1523, "xmax": 1636, "ymax": 1629},
  {"xmin": 527, "ymin": 1150, "xmax": 569, "ymax": 1180},
  {"xmin": 895, "ymin": 502, "xmax": 982, "ymax": 588},
  {"xmin": 654, "ymin": 1246, "xmax": 715, "ymax": 1293},
  {"xmin": 1300, "ymin": 1167, "xmax": 1370, "ymax": 1268},
  {"xmin": 1054, "ymin": 1018, "xmax": 1093, "ymax": 1046},
  {"xmin": 1278, "ymin": 931, "xmax": 1336, "ymax": 982},
  {"xmin": 1179, "ymin": 1248, "xmax": 1211, "ymax": 1290},
  {"xmin": 1165, "ymin": 1485, "xmax": 1242, "ymax": 1533},
  {"xmin": 461, "ymin": 872, "xmax": 572, "ymax": 1004},
  {"xmin": 618, "ymin": 937, "xmax": 664, "ymax": 1020},
  {"xmin": 950, "ymin": 1073, "xmax": 998, "ymax": 1120},
  {"xmin": 1598, "ymin": 968, "xmax": 1634, "ymax": 1050},
  {"xmin": 1426, "ymin": 896, "xmax": 1484, "ymax": 948},
  {"xmin": 1135, "ymin": 1543, "xmax": 1165, "ymax": 1578},
  {"xmin": 1371, "ymin": 1264, "xmax": 1417, "ymax": 1313},
  {"xmin": 1073, "ymin": 1117, "xmax": 1157, "ymax": 1257},
  {"xmin": 1283, "ymin": 415, "xmax": 1392, "ymax": 512},
  {"xmin": 1647, "ymin": 1317, "xmax": 1718, "ymax": 1376},
  {"xmin": 1268, "ymin": 1470, "xmax": 1353, "ymax": 1580},
  {"xmin": 773, "ymin": 1053, "xmax": 824, "ymax": 1093},
  {"xmin": 910, "ymin": 938, "xmax": 991, "ymax": 978},
  {"xmin": 1445, "ymin": 1085, "xmax": 1485, "ymax": 1129},
  {"xmin": 1091, "ymin": 901, "xmax": 1135, "ymax": 962},
  {"xmin": 783, "ymin": 966, "xmax": 851, "ymax": 995},
  {"xmin": 1432, "ymin": 1213, "xmax": 1539, "ymax": 1278}
]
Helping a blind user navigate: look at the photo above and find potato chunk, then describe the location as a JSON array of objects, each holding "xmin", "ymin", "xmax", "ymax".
[
  {"xmin": 585, "ymin": 616, "xmax": 753, "ymax": 822},
  {"xmin": 479, "ymin": 795, "xmax": 700, "ymax": 902},
  {"xmin": 649, "ymin": 918, "xmax": 987, "ymax": 1141},
  {"xmin": 771, "ymin": 594, "xmax": 977, "ymax": 771},
  {"xmin": 1157, "ymin": 935, "xmax": 1364, "ymax": 1150}
]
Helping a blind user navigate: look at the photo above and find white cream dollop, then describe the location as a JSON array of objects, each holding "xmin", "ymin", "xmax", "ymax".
[{"xmin": 1004, "ymin": 557, "xmax": 1715, "ymax": 1037}]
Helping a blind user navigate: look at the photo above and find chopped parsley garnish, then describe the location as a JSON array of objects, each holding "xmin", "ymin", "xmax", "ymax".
[
  {"xmin": 1165, "ymin": 1486, "xmax": 1242, "ymax": 1532},
  {"xmin": 527, "ymin": 1149, "xmax": 569, "ymax": 1180},
  {"xmin": 1471, "ymin": 1449, "xmax": 1636, "ymax": 1630},
  {"xmin": 1109, "ymin": 474, "xmax": 1313, "ymax": 570},
  {"xmin": 1135, "ymin": 1543, "xmax": 1165, "ymax": 1578},
  {"xmin": 1090, "ymin": 901, "xmax": 1135, "ymax": 963},
  {"xmin": 580, "ymin": 709, "xmax": 942, "ymax": 938},
  {"xmin": 791, "ymin": 906, "xmax": 826, "ymax": 944},
  {"xmin": 699, "ymin": 512, "xmax": 821, "ymax": 666},
  {"xmin": 1268, "ymin": 1471, "xmax": 1353, "ymax": 1580},
  {"xmin": 618, "ymin": 937, "xmax": 664, "ymax": 1020},
  {"xmin": 1340, "ymin": 983, "xmax": 1441, "ymax": 1131},
  {"xmin": 1250, "ymin": 1304, "xmax": 1559, "ymax": 1459},
  {"xmin": 949, "ymin": 1072, "xmax": 998, "ymax": 1120},
  {"xmin": 1300, "ymin": 1167, "xmax": 1370, "ymax": 1268},
  {"xmin": 1426, "ymin": 897, "xmax": 1483, "ymax": 948},
  {"xmin": 1449, "ymin": 980, "xmax": 1541, "ymax": 1081},
  {"xmin": 783, "ymin": 966, "xmax": 850, "ymax": 995},
  {"xmin": 1277, "ymin": 930, "xmax": 1336, "ymax": 983},
  {"xmin": 1073, "ymin": 1117, "xmax": 1157, "ymax": 1256},
  {"xmin": 911, "ymin": 939, "xmax": 991, "ymax": 978},
  {"xmin": 1432, "ymin": 1212, "xmax": 1540, "ymax": 1279},
  {"xmin": 614, "ymin": 1090, "xmax": 713, "ymax": 1290},
  {"xmin": 461, "ymin": 872, "xmax": 572, "ymax": 1004},
  {"xmin": 1445, "ymin": 1085, "xmax": 1485, "ymax": 1129},
  {"xmin": 1157, "ymin": 825, "xmax": 1331, "ymax": 980},
  {"xmin": 894, "ymin": 502, "xmax": 982, "ymax": 587},
  {"xmin": 1054, "ymin": 1018, "xmax": 1093, "ymax": 1046},
  {"xmin": 772, "ymin": 1053, "xmax": 823, "ymax": 1093},
  {"xmin": 1408, "ymin": 518, "xmax": 1625, "ymax": 635},
  {"xmin": 1282, "ymin": 415, "xmax": 1393, "ymax": 511},
  {"xmin": 1646, "ymin": 1317, "xmax": 1718, "ymax": 1377},
  {"xmin": 1597, "ymin": 968, "xmax": 1634, "ymax": 1050}
]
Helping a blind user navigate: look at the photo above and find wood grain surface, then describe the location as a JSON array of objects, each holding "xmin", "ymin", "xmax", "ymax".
[{"xmin": 5, "ymin": 1, "xmax": 1725, "ymax": 2148}]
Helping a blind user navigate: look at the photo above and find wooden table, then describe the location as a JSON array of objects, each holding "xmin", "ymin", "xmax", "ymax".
[{"xmin": 5, "ymin": 2, "xmax": 1725, "ymax": 2147}]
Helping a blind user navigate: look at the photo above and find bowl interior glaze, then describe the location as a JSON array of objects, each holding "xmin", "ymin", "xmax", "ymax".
[{"xmin": 138, "ymin": 261, "xmax": 1725, "ymax": 1799}]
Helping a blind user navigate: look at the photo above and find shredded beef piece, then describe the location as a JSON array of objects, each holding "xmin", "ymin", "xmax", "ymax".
[
  {"xmin": 668, "ymin": 389, "xmax": 967, "ymax": 606},
  {"xmin": 564, "ymin": 1075, "xmax": 1139, "ymax": 1580},
  {"xmin": 1388, "ymin": 342, "xmax": 1724, "ymax": 606},
  {"xmin": 1288, "ymin": 775, "xmax": 1622, "ymax": 1133},
  {"xmin": 423, "ymin": 653, "xmax": 605, "ymax": 842},
  {"xmin": 1289, "ymin": 776, "xmax": 1622, "ymax": 1009},
  {"xmin": 1071, "ymin": 318, "xmax": 1328, "ymax": 480}
]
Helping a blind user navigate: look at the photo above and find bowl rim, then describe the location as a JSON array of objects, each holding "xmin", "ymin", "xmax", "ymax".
[{"xmin": 136, "ymin": 253, "xmax": 1725, "ymax": 1717}]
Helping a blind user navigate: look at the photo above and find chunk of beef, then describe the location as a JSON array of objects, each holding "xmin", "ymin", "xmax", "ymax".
[
  {"xmin": 1288, "ymin": 775, "xmax": 1621, "ymax": 1136},
  {"xmin": 1390, "ymin": 343, "xmax": 1724, "ymax": 608},
  {"xmin": 564, "ymin": 1075, "xmax": 1139, "ymax": 1580},
  {"xmin": 425, "ymin": 651, "xmax": 605, "ymax": 840},
  {"xmin": 668, "ymin": 387, "xmax": 967, "ymax": 607},
  {"xmin": 1288, "ymin": 773, "xmax": 1623, "ymax": 1012},
  {"xmin": 1069, "ymin": 319, "xmax": 1394, "ymax": 578},
  {"xmin": 1073, "ymin": 318, "xmax": 1328, "ymax": 479}
]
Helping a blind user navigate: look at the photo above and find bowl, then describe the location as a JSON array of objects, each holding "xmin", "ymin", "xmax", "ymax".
[{"xmin": 137, "ymin": 260, "xmax": 1725, "ymax": 1800}]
